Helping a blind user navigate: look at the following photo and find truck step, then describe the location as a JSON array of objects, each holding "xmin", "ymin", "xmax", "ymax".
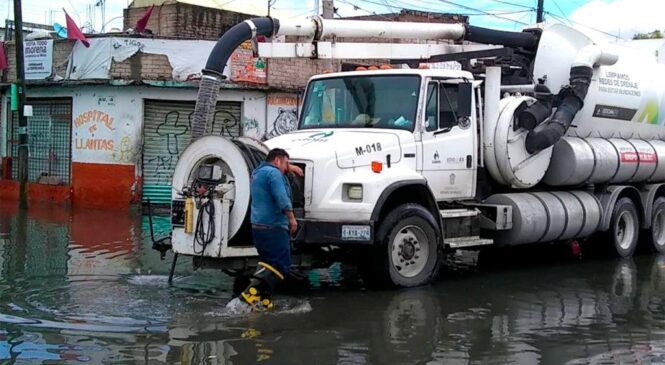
[
  {"xmin": 445, "ymin": 235, "xmax": 494, "ymax": 249},
  {"xmin": 440, "ymin": 208, "xmax": 480, "ymax": 219}
]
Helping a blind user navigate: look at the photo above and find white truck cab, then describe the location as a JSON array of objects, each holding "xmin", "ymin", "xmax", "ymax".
[{"xmin": 268, "ymin": 68, "xmax": 478, "ymax": 221}]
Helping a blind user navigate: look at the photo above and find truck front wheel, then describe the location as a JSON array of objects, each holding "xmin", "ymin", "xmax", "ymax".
[{"xmin": 363, "ymin": 204, "xmax": 441, "ymax": 288}]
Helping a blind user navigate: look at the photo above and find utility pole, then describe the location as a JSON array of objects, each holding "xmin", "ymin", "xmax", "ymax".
[
  {"xmin": 536, "ymin": 0, "xmax": 544, "ymax": 23},
  {"xmin": 321, "ymin": 0, "xmax": 334, "ymax": 72},
  {"xmin": 13, "ymin": 0, "xmax": 28, "ymax": 207},
  {"xmin": 322, "ymin": 0, "xmax": 334, "ymax": 19}
]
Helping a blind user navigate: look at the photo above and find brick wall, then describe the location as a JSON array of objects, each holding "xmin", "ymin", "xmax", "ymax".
[
  {"xmin": 5, "ymin": 39, "xmax": 73, "ymax": 82},
  {"xmin": 123, "ymin": 3, "xmax": 253, "ymax": 40},
  {"xmin": 267, "ymin": 58, "xmax": 393, "ymax": 90},
  {"xmin": 110, "ymin": 52, "xmax": 173, "ymax": 81}
]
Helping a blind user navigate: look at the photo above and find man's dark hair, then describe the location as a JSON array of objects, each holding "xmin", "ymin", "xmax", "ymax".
[{"xmin": 266, "ymin": 148, "xmax": 289, "ymax": 162}]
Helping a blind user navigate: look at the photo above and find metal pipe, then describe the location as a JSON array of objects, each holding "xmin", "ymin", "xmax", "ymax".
[
  {"xmin": 500, "ymin": 84, "xmax": 536, "ymax": 93},
  {"xmin": 483, "ymin": 67, "xmax": 503, "ymax": 184},
  {"xmin": 275, "ymin": 16, "xmax": 466, "ymax": 41}
]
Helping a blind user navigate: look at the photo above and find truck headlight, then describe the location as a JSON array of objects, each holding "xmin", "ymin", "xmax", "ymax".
[{"xmin": 344, "ymin": 184, "xmax": 363, "ymax": 201}]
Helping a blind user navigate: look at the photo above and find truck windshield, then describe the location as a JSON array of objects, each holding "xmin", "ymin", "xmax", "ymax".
[{"xmin": 300, "ymin": 75, "xmax": 420, "ymax": 131}]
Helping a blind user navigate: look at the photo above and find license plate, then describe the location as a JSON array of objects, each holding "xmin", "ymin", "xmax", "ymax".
[{"xmin": 341, "ymin": 225, "xmax": 371, "ymax": 241}]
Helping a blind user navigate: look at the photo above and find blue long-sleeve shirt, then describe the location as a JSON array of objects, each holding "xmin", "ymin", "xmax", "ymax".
[{"xmin": 250, "ymin": 161, "xmax": 293, "ymax": 229}]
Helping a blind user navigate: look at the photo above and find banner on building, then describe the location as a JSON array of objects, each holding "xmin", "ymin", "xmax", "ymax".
[
  {"xmin": 67, "ymin": 37, "xmax": 230, "ymax": 81},
  {"xmin": 24, "ymin": 39, "xmax": 53, "ymax": 80},
  {"xmin": 230, "ymin": 41, "xmax": 267, "ymax": 84}
]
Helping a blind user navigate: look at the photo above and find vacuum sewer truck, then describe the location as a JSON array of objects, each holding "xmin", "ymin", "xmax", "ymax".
[{"xmin": 162, "ymin": 16, "xmax": 665, "ymax": 288}]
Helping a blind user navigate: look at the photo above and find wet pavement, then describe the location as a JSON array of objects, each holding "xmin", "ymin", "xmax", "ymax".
[{"xmin": 1, "ymin": 203, "xmax": 665, "ymax": 364}]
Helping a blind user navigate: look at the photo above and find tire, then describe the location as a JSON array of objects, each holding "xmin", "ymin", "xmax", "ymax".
[
  {"xmin": 608, "ymin": 197, "xmax": 640, "ymax": 258},
  {"xmin": 645, "ymin": 197, "xmax": 665, "ymax": 253},
  {"xmin": 362, "ymin": 204, "xmax": 441, "ymax": 288}
]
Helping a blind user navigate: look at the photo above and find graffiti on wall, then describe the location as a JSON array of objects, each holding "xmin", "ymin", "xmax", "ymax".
[
  {"xmin": 145, "ymin": 108, "xmax": 240, "ymax": 184},
  {"xmin": 266, "ymin": 94, "xmax": 299, "ymax": 139},
  {"xmin": 210, "ymin": 110, "xmax": 240, "ymax": 137},
  {"xmin": 112, "ymin": 135, "xmax": 140, "ymax": 163},
  {"xmin": 157, "ymin": 111, "xmax": 189, "ymax": 155}
]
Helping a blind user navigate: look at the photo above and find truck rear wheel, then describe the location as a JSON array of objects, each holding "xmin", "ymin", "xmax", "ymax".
[
  {"xmin": 363, "ymin": 204, "xmax": 441, "ymax": 288},
  {"xmin": 645, "ymin": 197, "xmax": 665, "ymax": 253},
  {"xmin": 608, "ymin": 197, "xmax": 640, "ymax": 257}
]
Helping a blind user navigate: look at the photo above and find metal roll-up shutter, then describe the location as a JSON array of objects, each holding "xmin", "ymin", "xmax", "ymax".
[{"xmin": 142, "ymin": 99, "xmax": 242, "ymax": 204}]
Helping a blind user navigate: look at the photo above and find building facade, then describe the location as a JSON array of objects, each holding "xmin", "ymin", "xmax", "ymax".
[
  {"xmin": 0, "ymin": 34, "xmax": 301, "ymax": 208},
  {"xmin": 0, "ymin": 2, "xmax": 465, "ymax": 208}
]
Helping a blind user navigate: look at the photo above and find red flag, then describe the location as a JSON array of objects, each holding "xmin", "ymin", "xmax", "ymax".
[
  {"xmin": 134, "ymin": 5, "xmax": 155, "ymax": 33},
  {"xmin": 64, "ymin": 9, "xmax": 90, "ymax": 48},
  {"xmin": 0, "ymin": 42, "xmax": 7, "ymax": 70}
]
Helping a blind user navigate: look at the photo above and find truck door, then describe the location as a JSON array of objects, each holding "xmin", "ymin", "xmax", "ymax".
[{"xmin": 419, "ymin": 79, "xmax": 476, "ymax": 200}]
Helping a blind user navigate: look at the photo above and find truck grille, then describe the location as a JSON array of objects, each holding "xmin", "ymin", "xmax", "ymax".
[{"xmin": 288, "ymin": 163, "xmax": 306, "ymax": 218}]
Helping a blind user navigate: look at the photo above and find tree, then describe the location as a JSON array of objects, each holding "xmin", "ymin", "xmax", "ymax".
[{"xmin": 633, "ymin": 30, "xmax": 664, "ymax": 40}]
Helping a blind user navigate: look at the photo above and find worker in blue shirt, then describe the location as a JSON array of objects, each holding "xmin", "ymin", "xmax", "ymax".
[{"xmin": 240, "ymin": 148, "xmax": 302, "ymax": 310}]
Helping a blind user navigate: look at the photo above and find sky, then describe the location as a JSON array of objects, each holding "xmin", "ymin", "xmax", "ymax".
[{"xmin": 1, "ymin": 0, "xmax": 664, "ymax": 41}]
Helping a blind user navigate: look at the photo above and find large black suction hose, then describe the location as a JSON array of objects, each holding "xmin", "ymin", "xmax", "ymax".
[
  {"xmin": 517, "ymin": 84, "xmax": 553, "ymax": 130},
  {"xmin": 524, "ymin": 66, "xmax": 593, "ymax": 154},
  {"xmin": 465, "ymin": 25, "xmax": 538, "ymax": 51},
  {"xmin": 191, "ymin": 17, "xmax": 279, "ymax": 141}
]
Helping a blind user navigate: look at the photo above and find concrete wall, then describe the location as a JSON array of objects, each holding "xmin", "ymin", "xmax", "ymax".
[{"xmin": 0, "ymin": 84, "xmax": 298, "ymax": 208}]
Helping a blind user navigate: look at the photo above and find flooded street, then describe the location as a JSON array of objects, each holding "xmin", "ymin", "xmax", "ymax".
[{"xmin": 1, "ymin": 203, "xmax": 665, "ymax": 364}]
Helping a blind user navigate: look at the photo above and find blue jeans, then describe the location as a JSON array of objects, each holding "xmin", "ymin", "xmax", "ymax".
[{"xmin": 252, "ymin": 225, "xmax": 291, "ymax": 276}]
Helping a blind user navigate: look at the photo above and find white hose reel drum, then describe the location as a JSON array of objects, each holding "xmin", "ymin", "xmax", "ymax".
[{"xmin": 172, "ymin": 135, "xmax": 268, "ymax": 241}]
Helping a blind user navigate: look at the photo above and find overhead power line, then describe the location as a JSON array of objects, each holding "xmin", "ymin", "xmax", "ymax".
[
  {"xmin": 337, "ymin": 0, "xmax": 532, "ymax": 27},
  {"xmin": 545, "ymin": 11, "xmax": 623, "ymax": 40},
  {"xmin": 435, "ymin": 0, "xmax": 530, "ymax": 25},
  {"xmin": 336, "ymin": 0, "xmax": 395, "ymax": 20},
  {"xmin": 486, "ymin": 0, "xmax": 534, "ymax": 10},
  {"xmin": 550, "ymin": 0, "xmax": 568, "ymax": 21},
  {"xmin": 352, "ymin": 0, "xmax": 533, "ymax": 18}
]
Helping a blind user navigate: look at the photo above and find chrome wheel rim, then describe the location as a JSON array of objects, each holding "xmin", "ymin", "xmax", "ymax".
[{"xmin": 391, "ymin": 225, "xmax": 429, "ymax": 278}]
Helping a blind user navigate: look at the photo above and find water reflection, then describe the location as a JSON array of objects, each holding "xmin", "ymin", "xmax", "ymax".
[{"xmin": 0, "ymin": 202, "xmax": 664, "ymax": 364}]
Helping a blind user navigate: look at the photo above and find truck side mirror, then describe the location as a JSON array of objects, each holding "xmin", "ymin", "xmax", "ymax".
[{"xmin": 457, "ymin": 82, "xmax": 472, "ymax": 118}]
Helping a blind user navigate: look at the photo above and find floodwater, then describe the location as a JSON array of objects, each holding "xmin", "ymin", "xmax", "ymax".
[{"xmin": 1, "ymin": 203, "xmax": 665, "ymax": 364}]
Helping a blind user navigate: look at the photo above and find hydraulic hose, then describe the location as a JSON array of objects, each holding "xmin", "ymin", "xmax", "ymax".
[
  {"xmin": 465, "ymin": 25, "xmax": 538, "ymax": 51},
  {"xmin": 524, "ymin": 66, "xmax": 593, "ymax": 154},
  {"xmin": 191, "ymin": 17, "xmax": 279, "ymax": 141}
]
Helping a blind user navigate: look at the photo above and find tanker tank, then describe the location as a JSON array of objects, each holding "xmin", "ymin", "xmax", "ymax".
[
  {"xmin": 532, "ymin": 24, "xmax": 665, "ymax": 140},
  {"xmin": 484, "ymin": 23, "xmax": 665, "ymax": 189}
]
